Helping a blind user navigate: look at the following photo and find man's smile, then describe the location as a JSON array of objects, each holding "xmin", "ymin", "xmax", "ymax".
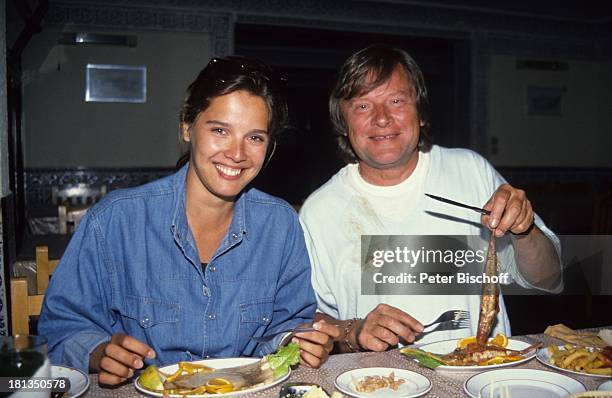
[{"xmin": 369, "ymin": 133, "xmax": 400, "ymax": 141}]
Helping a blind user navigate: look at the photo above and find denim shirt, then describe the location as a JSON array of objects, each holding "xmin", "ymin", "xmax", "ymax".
[{"xmin": 39, "ymin": 165, "xmax": 316, "ymax": 372}]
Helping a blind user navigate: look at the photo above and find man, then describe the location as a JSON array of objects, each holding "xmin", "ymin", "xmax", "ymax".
[{"xmin": 299, "ymin": 44, "xmax": 562, "ymax": 353}]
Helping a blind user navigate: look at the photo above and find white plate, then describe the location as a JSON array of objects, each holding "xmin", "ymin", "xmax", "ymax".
[
  {"xmin": 537, "ymin": 346, "xmax": 612, "ymax": 379},
  {"xmin": 416, "ymin": 338, "xmax": 537, "ymax": 372},
  {"xmin": 134, "ymin": 357, "xmax": 290, "ymax": 397},
  {"xmin": 50, "ymin": 365, "xmax": 90, "ymax": 398},
  {"xmin": 598, "ymin": 380, "xmax": 612, "ymax": 391},
  {"xmin": 464, "ymin": 368, "xmax": 586, "ymax": 398},
  {"xmin": 334, "ymin": 367, "xmax": 432, "ymax": 398}
]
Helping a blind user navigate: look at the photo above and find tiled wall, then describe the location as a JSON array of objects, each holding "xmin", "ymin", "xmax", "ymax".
[
  {"xmin": 25, "ymin": 168, "xmax": 174, "ymax": 208},
  {"xmin": 23, "ymin": 166, "xmax": 612, "ymax": 234}
]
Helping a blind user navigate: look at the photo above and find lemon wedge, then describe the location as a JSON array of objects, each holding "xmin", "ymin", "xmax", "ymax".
[
  {"xmin": 139, "ymin": 365, "xmax": 164, "ymax": 392},
  {"xmin": 489, "ymin": 333, "xmax": 509, "ymax": 348},
  {"xmin": 457, "ymin": 336, "xmax": 477, "ymax": 349},
  {"xmin": 479, "ymin": 356, "xmax": 507, "ymax": 366}
]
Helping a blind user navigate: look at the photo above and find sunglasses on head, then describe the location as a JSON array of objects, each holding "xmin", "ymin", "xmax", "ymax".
[{"xmin": 205, "ymin": 57, "xmax": 287, "ymax": 87}]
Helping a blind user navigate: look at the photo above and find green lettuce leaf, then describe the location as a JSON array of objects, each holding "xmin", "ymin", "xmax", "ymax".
[
  {"xmin": 266, "ymin": 342, "xmax": 300, "ymax": 378},
  {"xmin": 400, "ymin": 347, "xmax": 445, "ymax": 369}
]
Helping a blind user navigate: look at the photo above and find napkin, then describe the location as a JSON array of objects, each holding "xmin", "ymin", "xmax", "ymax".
[
  {"xmin": 544, "ymin": 324, "xmax": 607, "ymax": 348},
  {"xmin": 599, "ymin": 329, "xmax": 612, "ymax": 346}
]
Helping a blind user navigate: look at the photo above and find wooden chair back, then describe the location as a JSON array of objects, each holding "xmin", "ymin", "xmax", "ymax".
[
  {"xmin": 11, "ymin": 246, "xmax": 59, "ymax": 335},
  {"xmin": 35, "ymin": 246, "xmax": 60, "ymax": 295},
  {"xmin": 10, "ymin": 278, "xmax": 44, "ymax": 335}
]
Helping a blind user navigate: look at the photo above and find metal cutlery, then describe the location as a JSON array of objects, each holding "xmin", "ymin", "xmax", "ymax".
[
  {"xmin": 421, "ymin": 309, "xmax": 470, "ymax": 329},
  {"xmin": 250, "ymin": 327, "xmax": 316, "ymax": 343},
  {"xmin": 418, "ymin": 318, "xmax": 471, "ymax": 339},
  {"xmin": 425, "ymin": 193, "xmax": 491, "ymax": 215}
]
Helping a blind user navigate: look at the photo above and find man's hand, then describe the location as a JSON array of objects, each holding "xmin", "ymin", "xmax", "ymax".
[
  {"xmin": 482, "ymin": 183, "xmax": 561, "ymax": 289},
  {"xmin": 89, "ymin": 333, "xmax": 156, "ymax": 385},
  {"xmin": 356, "ymin": 304, "xmax": 423, "ymax": 351},
  {"xmin": 293, "ymin": 320, "xmax": 340, "ymax": 368},
  {"xmin": 483, "ymin": 183, "xmax": 535, "ymax": 237}
]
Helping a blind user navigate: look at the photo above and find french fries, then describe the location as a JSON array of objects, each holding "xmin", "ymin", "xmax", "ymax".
[{"xmin": 548, "ymin": 344, "xmax": 612, "ymax": 376}]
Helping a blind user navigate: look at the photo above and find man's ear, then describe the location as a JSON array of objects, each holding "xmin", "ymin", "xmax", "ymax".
[{"xmin": 181, "ymin": 123, "xmax": 191, "ymax": 143}]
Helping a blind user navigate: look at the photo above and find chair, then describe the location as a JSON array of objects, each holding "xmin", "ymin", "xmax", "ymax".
[
  {"xmin": 11, "ymin": 246, "xmax": 59, "ymax": 335},
  {"xmin": 10, "ymin": 277, "xmax": 44, "ymax": 335},
  {"xmin": 57, "ymin": 204, "xmax": 89, "ymax": 234},
  {"xmin": 52, "ymin": 184, "xmax": 106, "ymax": 234},
  {"xmin": 35, "ymin": 246, "xmax": 59, "ymax": 295}
]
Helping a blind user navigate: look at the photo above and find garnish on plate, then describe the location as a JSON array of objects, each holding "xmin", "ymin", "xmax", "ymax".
[{"xmin": 139, "ymin": 342, "xmax": 300, "ymax": 395}]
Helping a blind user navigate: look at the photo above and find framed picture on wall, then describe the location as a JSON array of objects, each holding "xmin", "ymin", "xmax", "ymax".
[
  {"xmin": 85, "ymin": 64, "xmax": 147, "ymax": 103},
  {"xmin": 526, "ymin": 86, "xmax": 566, "ymax": 116}
]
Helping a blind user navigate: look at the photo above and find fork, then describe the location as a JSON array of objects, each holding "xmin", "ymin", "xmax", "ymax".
[
  {"xmin": 250, "ymin": 327, "xmax": 316, "ymax": 343},
  {"xmin": 421, "ymin": 310, "xmax": 470, "ymax": 329},
  {"xmin": 420, "ymin": 318, "xmax": 471, "ymax": 337}
]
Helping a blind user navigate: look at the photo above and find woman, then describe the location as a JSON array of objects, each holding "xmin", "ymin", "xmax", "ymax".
[{"xmin": 39, "ymin": 56, "xmax": 338, "ymax": 385}]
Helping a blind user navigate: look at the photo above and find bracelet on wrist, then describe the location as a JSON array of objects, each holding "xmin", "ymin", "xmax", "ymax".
[
  {"xmin": 343, "ymin": 318, "xmax": 362, "ymax": 353},
  {"xmin": 353, "ymin": 318, "xmax": 367, "ymax": 351}
]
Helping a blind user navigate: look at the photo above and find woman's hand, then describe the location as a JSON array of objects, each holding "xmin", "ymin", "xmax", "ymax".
[
  {"xmin": 90, "ymin": 333, "xmax": 156, "ymax": 385},
  {"xmin": 293, "ymin": 320, "xmax": 340, "ymax": 368}
]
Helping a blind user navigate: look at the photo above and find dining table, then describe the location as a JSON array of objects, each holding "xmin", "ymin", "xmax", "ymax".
[{"xmin": 79, "ymin": 327, "xmax": 611, "ymax": 397}]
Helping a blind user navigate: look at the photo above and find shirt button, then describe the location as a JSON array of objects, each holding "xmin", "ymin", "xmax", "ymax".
[
  {"xmin": 231, "ymin": 233, "xmax": 238, "ymax": 239},
  {"xmin": 210, "ymin": 266, "xmax": 216, "ymax": 272},
  {"xmin": 141, "ymin": 317, "xmax": 150, "ymax": 326},
  {"xmin": 205, "ymin": 355, "xmax": 210, "ymax": 359},
  {"xmin": 208, "ymin": 314, "xmax": 216, "ymax": 320},
  {"xmin": 262, "ymin": 316, "xmax": 270, "ymax": 323}
]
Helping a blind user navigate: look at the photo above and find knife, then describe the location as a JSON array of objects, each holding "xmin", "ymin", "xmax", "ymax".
[{"xmin": 425, "ymin": 193, "xmax": 491, "ymax": 215}]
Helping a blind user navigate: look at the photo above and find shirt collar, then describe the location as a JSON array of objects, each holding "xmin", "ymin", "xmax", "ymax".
[{"xmin": 170, "ymin": 164, "xmax": 250, "ymax": 242}]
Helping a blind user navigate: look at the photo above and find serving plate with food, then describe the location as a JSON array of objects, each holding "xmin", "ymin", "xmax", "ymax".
[
  {"xmin": 135, "ymin": 343, "xmax": 298, "ymax": 397},
  {"xmin": 537, "ymin": 344, "xmax": 612, "ymax": 378},
  {"xmin": 402, "ymin": 334, "xmax": 539, "ymax": 372},
  {"xmin": 402, "ymin": 235, "xmax": 539, "ymax": 371},
  {"xmin": 334, "ymin": 367, "xmax": 432, "ymax": 398}
]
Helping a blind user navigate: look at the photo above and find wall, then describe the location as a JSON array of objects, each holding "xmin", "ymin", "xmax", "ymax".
[
  {"xmin": 20, "ymin": 1, "xmax": 609, "ymax": 170},
  {"xmin": 23, "ymin": 28, "xmax": 211, "ymax": 168},
  {"xmin": 0, "ymin": 0, "xmax": 9, "ymax": 336},
  {"xmin": 488, "ymin": 55, "xmax": 612, "ymax": 167},
  {"xmin": 0, "ymin": 0, "xmax": 8, "ymax": 195}
]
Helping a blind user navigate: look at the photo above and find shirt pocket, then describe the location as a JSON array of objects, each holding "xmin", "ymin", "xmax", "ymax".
[
  {"xmin": 118, "ymin": 295, "xmax": 180, "ymax": 343},
  {"xmin": 236, "ymin": 298, "xmax": 274, "ymax": 353}
]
